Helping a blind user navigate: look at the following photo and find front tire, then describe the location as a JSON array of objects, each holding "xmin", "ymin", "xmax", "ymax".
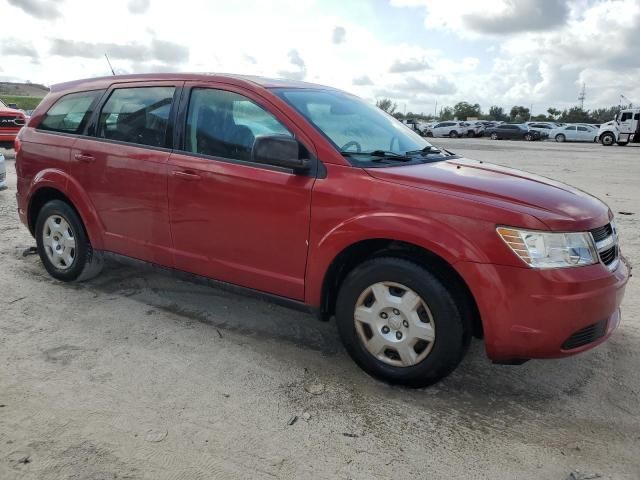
[
  {"xmin": 449, "ymin": 130, "xmax": 459, "ymax": 138},
  {"xmin": 35, "ymin": 200, "xmax": 103, "ymax": 282},
  {"xmin": 524, "ymin": 133, "xmax": 533, "ymax": 141},
  {"xmin": 336, "ymin": 257, "xmax": 469, "ymax": 387},
  {"xmin": 490, "ymin": 132, "xmax": 498, "ymax": 140},
  {"xmin": 600, "ymin": 132, "xmax": 615, "ymax": 146},
  {"xmin": 555, "ymin": 134, "xmax": 566, "ymax": 142}
]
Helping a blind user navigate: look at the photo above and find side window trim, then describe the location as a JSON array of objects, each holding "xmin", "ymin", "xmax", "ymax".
[{"xmin": 174, "ymin": 84, "xmax": 320, "ymax": 176}]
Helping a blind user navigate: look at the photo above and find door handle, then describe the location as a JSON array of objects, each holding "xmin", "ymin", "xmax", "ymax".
[
  {"xmin": 172, "ymin": 170, "xmax": 201, "ymax": 181},
  {"xmin": 74, "ymin": 153, "xmax": 95, "ymax": 163}
]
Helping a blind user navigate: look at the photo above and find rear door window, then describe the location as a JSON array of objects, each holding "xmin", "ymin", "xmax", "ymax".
[
  {"xmin": 38, "ymin": 90, "xmax": 103, "ymax": 134},
  {"xmin": 97, "ymin": 86, "xmax": 175, "ymax": 148}
]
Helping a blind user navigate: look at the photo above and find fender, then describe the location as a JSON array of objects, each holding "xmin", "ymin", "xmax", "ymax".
[
  {"xmin": 304, "ymin": 211, "xmax": 491, "ymax": 305},
  {"xmin": 28, "ymin": 168, "xmax": 105, "ymax": 250}
]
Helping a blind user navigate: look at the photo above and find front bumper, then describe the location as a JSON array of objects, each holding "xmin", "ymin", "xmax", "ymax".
[
  {"xmin": 456, "ymin": 258, "xmax": 629, "ymax": 361},
  {"xmin": 0, "ymin": 130, "xmax": 19, "ymax": 144}
]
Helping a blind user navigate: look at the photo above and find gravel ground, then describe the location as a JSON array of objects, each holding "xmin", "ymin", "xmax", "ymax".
[{"xmin": 1, "ymin": 139, "xmax": 639, "ymax": 480}]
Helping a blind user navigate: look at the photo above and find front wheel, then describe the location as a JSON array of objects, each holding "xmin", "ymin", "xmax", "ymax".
[
  {"xmin": 336, "ymin": 257, "xmax": 469, "ymax": 387},
  {"xmin": 35, "ymin": 200, "xmax": 103, "ymax": 282},
  {"xmin": 600, "ymin": 132, "xmax": 615, "ymax": 146},
  {"xmin": 490, "ymin": 132, "xmax": 498, "ymax": 140},
  {"xmin": 524, "ymin": 133, "xmax": 533, "ymax": 141},
  {"xmin": 449, "ymin": 130, "xmax": 459, "ymax": 138},
  {"xmin": 555, "ymin": 134, "xmax": 566, "ymax": 142}
]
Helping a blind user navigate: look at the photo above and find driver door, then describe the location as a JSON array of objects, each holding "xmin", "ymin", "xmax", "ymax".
[{"xmin": 167, "ymin": 83, "xmax": 318, "ymax": 300}]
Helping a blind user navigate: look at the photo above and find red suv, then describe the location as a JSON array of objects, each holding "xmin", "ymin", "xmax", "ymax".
[{"xmin": 15, "ymin": 74, "xmax": 629, "ymax": 387}]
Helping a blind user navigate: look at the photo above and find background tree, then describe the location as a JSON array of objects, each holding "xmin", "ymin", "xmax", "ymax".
[
  {"xmin": 509, "ymin": 105, "xmax": 531, "ymax": 122},
  {"xmin": 488, "ymin": 106, "xmax": 509, "ymax": 122},
  {"xmin": 439, "ymin": 106, "xmax": 454, "ymax": 120},
  {"xmin": 453, "ymin": 101, "xmax": 482, "ymax": 120},
  {"xmin": 376, "ymin": 98, "xmax": 397, "ymax": 115},
  {"xmin": 547, "ymin": 107, "xmax": 561, "ymax": 120}
]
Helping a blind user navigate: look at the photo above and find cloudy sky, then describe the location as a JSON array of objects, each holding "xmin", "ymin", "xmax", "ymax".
[{"xmin": 1, "ymin": 0, "xmax": 638, "ymax": 115}]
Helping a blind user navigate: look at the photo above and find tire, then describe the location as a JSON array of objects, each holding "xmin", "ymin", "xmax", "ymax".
[
  {"xmin": 449, "ymin": 131, "xmax": 459, "ymax": 138},
  {"xmin": 555, "ymin": 134, "xmax": 566, "ymax": 142},
  {"xmin": 335, "ymin": 257, "xmax": 470, "ymax": 388},
  {"xmin": 35, "ymin": 200, "xmax": 103, "ymax": 282},
  {"xmin": 426, "ymin": 132, "xmax": 433, "ymax": 137},
  {"xmin": 600, "ymin": 132, "xmax": 615, "ymax": 146},
  {"xmin": 524, "ymin": 133, "xmax": 533, "ymax": 141},
  {"xmin": 490, "ymin": 132, "xmax": 498, "ymax": 140}
]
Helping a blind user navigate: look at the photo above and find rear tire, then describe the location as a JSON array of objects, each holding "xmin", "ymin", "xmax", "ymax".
[
  {"xmin": 35, "ymin": 200, "xmax": 103, "ymax": 282},
  {"xmin": 336, "ymin": 257, "xmax": 469, "ymax": 388},
  {"xmin": 524, "ymin": 133, "xmax": 533, "ymax": 141}
]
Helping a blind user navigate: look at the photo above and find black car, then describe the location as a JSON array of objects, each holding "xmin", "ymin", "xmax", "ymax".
[{"xmin": 485, "ymin": 124, "xmax": 541, "ymax": 141}]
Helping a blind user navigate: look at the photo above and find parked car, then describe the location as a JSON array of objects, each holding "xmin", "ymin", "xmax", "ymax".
[
  {"xmin": 485, "ymin": 124, "xmax": 542, "ymax": 141},
  {"xmin": 401, "ymin": 119, "xmax": 424, "ymax": 136},
  {"xmin": 15, "ymin": 73, "xmax": 628, "ymax": 387},
  {"xmin": 426, "ymin": 121, "xmax": 468, "ymax": 138},
  {"xmin": 464, "ymin": 121, "xmax": 485, "ymax": 137},
  {"xmin": 526, "ymin": 122, "xmax": 556, "ymax": 138},
  {"xmin": 550, "ymin": 124, "xmax": 598, "ymax": 143},
  {"xmin": 0, "ymin": 98, "xmax": 27, "ymax": 146},
  {"xmin": 0, "ymin": 151, "xmax": 6, "ymax": 190}
]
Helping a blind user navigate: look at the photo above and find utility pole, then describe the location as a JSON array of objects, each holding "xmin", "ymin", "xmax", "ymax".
[
  {"xmin": 578, "ymin": 83, "xmax": 586, "ymax": 110},
  {"xmin": 434, "ymin": 100, "xmax": 437, "ymax": 119}
]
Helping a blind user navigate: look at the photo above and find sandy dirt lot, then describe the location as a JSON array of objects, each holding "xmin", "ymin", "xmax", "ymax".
[{"xmin": 1, "ymin": 139, "xmax": 639, "ymax": 479}]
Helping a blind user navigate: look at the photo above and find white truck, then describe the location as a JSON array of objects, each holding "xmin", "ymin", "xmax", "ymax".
[{"xmin": 598, "ymin": 108, "xmax": 640, "ymax": 146}]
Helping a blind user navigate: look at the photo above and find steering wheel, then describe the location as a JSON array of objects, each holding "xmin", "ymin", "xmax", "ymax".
[
  {"xmin": 389, "ymin": 136, "xmax": 400, "ymax": 151},
  {"xmin": 341, "ymin": 141, "xmax": 361, "ymax": 153}
]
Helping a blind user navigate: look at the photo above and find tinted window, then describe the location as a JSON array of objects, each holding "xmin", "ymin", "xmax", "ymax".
[
  {"xmin": 621, "ymin": 112, "xmax": 632, "ymax": 121},
  {"xmin": 565, "ymin": 126, "xmax": 576, "ymax": 131},
  {"xmin": 38, "ymin": 90, "xmax": 102, "ymax": 134},
  {"xmin": 97, "ymin": 86, "xmax": 175, "ymax": 147},
  {"xmin": 185, "ymin": 88, "xmax": 291, "ymax": 162},
  {"xmin": 577, "ymin": 126, "xmax": 588, "ymax": 131},
  {"xmin": 635, "ymin": 114, "xmax": 640, "ymax": 120}
]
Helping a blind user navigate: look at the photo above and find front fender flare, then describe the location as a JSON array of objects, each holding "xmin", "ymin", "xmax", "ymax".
[{"xmin": 304, "ymin": 212, "xmax": 490, "ymax": 305}]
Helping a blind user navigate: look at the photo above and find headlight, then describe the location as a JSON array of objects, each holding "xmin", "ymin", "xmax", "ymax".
[{"xmin": 497, "ymin": 227, "xmax": 598, "ymax": 269}]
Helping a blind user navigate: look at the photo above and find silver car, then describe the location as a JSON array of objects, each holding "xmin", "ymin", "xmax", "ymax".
[
  {"xmin": 549, "ymin": 124, "xmax": 598, "ymax": 142},
  {"xmin": 0, "ymin": 152, "xmax": 6, "ymax": 190}
]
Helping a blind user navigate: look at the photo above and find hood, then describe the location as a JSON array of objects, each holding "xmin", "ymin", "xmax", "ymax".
[
  {"xmin": 365, "ymin": 157, "xmax": 610, "ymax": 231},
  {"xmin": 0, "ymin": 105, "xmax": 26, "ymax": 116}
]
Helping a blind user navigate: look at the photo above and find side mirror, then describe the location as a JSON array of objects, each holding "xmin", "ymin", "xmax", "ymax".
[{"xmin": 252, "ymin": 135, "xmax": 311, "ymax": 173}]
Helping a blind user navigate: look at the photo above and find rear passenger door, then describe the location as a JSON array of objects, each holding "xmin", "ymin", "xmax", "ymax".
[{"xmin": 72, "ymin": 81, "xmax": 182, "ymax": 265}]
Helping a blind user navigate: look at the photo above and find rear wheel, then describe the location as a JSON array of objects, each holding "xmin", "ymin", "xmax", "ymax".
[
  {"xmin": 449, "ymin": 130, "xmax": 459, "ymax": 138},
  {"xmin": 336, "ymin": 257, "xmax": 469, "ymax": 387},
  {"xmin": 600, "ymin": 132, "xmax": 615, "ymax": 146},
  {"xmin": 35, "ymin": 200, "xmax": 103, "ymax": 282},
  {"xmin": 490, "ymin": 132, "xmax": 498, "ymax": 140},
  {"xmin": 555, "ymin": 134, "xmax": 566, "ymax": 142},
  {"xmin": 524, "ymin": 133, "xmax": 533, "ymax": 141}
]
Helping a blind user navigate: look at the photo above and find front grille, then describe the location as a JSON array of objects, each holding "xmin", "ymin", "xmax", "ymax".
[
  {"xmin": 590, "ymin": 224, "xmax": 613, "ymax": 243},
  {"xmin": 562, "ymin": 319, "xmax": 608, "ymax": 350},
  {"xmin": 590, "ymin": 223, "xmax": 619, "ymax": 269},
  {"xmin": 0, "ymin": 115, "xmax": 21, "ymax": 128}
]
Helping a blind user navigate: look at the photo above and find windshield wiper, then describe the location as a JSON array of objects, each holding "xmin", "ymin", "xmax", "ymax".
[
  {"xmin": 404, "ymin": 146, "xmax": 442, "ymax": 156},
  {"xmin": 341, "ymin": 150, "xmax": 412, "ymax": 161}
]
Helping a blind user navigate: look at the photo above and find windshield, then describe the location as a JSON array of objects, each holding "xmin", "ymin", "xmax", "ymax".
[{"xmin": 273, "ymin": 88, "xmax": 442, "ymax": 164}]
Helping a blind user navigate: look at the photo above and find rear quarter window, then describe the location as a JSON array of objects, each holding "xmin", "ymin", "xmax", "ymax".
[{"xmin": 38, "ymin": 90, "xmax": 104, "ymax": 134}]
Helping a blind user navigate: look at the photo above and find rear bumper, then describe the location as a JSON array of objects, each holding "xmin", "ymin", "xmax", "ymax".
[{"xmin": 456, "ymin": 258, "xmax": 630, "ymax": 361}]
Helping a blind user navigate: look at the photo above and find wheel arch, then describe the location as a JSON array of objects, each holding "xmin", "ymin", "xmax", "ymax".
[
  {"xmin": 27, "ymin": 170, "xmax": 104, "ymax": 249},
  {"xmin": 318, "ymin": 238, "xmax": 483, "ymax": 339}
]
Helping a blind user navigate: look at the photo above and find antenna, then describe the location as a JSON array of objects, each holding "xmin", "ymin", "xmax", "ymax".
[
  {"xmin": 104, "ymin": 53, "xmax": 116, "ymax": 76},
  {"xmin": 578, "ymin": 83, "xmax": 586, "ymax": 110}
]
